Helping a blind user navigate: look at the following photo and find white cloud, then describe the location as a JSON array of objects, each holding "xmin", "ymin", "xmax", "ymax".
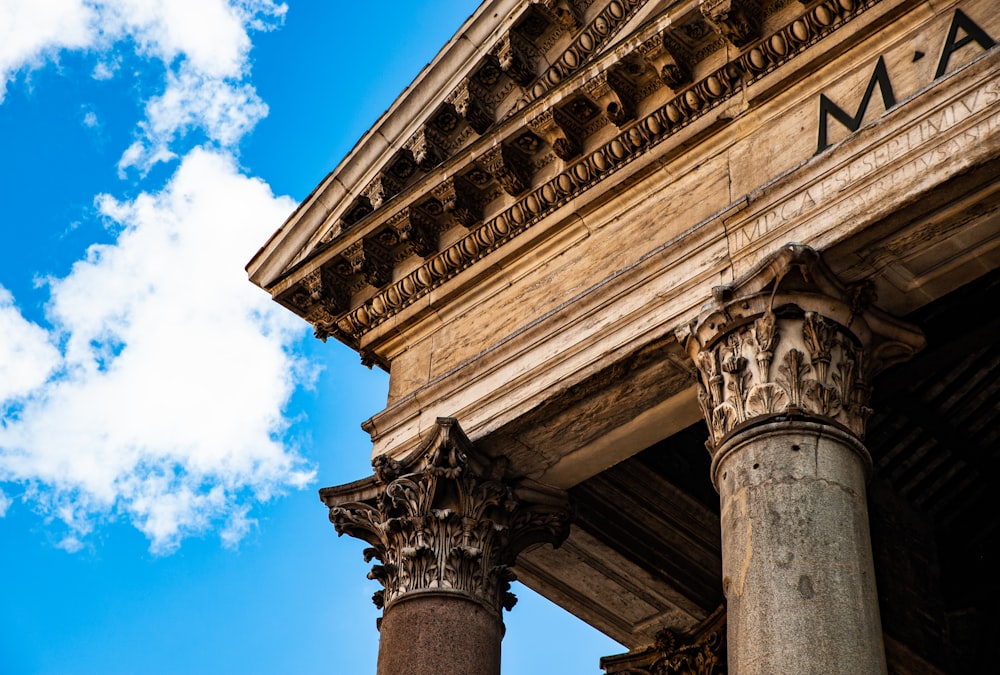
[
  {"xmin": 120, "ymin": 67, "xmax": 270, "ymax": 174},
  {"xmin": 0, "ymin": 148, "xmax": 312, "ymax": 554},
  {"xmin": 0, "ymin": 0, "xmax": 96, "ymax": 102},
  {"xmin": 0, "ymin": 287, "xmax": 61, "ymax": 404},
  {"xmin": 91, "ymin": 57, "xmax": 119, "ymax": 80},
  {"xmin": 0, "ymin": 0, "xmax": 286, "ymax": 164}
]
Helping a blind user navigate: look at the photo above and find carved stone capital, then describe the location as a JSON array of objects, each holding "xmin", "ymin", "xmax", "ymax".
[
  {"xmin": 601, "ymin": 607, "xmax": 727, "ymax": 675},
  {"xmin": 699, "ymin": 0, "xmax": 760, "ymax": 48},
  {"xmin": 681, "ymin": 244, "xmax": 925, "ymax": 451},
  {"xmin": 321, "ymin": 418, "xmax": 572, "ymax": 615}
]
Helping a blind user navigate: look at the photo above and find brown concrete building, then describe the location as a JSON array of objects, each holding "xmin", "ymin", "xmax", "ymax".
[{"xmin": 248, "ymin": 1, "xmax": 999, "ymax": 672}]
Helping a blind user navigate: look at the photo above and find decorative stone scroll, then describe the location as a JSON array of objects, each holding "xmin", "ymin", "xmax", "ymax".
[
  {"xmin": 479, "ymin": 143, "xmax": 533, "ymax": 196},
  {"xmin": 528, "ymin": 108, "xmax": 583, "ymax": 160},
  {"xmin": 450, "ymin": 79, "xmax": 495, "ymax": 135},
  {"xmin": 700, "ymin": 0, "xmax": 760, "ymax": 48},
  {"xmin": 321, "ymin": 418, "xmax": 572, "ymax": 614},
  {"xmin": 680, "ymin": 244, "xmax": 925, "ymax": 452}
]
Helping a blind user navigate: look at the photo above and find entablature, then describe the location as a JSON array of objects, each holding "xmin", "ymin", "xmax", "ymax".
[{"xmin": 252, "ymin": 0, "xmax": 887, "ymax": 369}]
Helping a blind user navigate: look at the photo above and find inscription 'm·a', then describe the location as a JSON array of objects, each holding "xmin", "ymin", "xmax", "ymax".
[{"xmin": 816, "ymin": 9, "xmax": 996, "ymax": 154}]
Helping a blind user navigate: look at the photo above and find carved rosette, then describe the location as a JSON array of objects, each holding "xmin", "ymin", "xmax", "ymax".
[
  {"xmin": 682, "ymin": 245, "xmax": 925, "ymax": 453},
  {"xmin": 320, "ymin": 418, "xmax": 572, "ymax": 615}
]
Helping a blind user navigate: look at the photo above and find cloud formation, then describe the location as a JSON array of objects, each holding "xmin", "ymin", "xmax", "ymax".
[
  {"xmin": 0, "ymin": 0, "xmax": 318, "ymax": 553},
  {"xmin": 1, "ymin": 149, "xmax": 311, "ymax": 553},
  {"xmin": 0, "ymin": 0, "xmax": 285, "ymax": 169}
]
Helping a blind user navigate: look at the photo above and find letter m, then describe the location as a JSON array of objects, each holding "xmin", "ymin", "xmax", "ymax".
[{"xmin": 816, "ymin": 56, "xmax": 897, "ymax": 154}]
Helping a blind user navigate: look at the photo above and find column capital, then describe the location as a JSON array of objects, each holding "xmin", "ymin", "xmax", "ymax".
[
  {"xmin": 680, "ymin": 244, "xmax": 924, "ymax": 453},
  {"xmin": 320, "ymin": 417, "xmax": 572, "ymax": 615}
]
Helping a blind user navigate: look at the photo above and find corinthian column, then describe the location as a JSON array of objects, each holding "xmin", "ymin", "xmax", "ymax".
[
  {"xmin": 320, "ymin": 417, "xmax": 571, "ymax": 675},
  {"xmin": 682, "ymin": 245, "xmax": 924, "ymax": 675}
]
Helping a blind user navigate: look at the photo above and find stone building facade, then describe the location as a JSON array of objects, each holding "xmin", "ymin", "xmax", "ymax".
[{"xmin": 248, "ymin": 1, "xmax": 1000, "ymax": 672}]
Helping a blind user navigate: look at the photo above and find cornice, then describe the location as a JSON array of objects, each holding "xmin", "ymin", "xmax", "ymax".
[{"xmin": 262, "ymin": 0, "xmax": 881, "ymax": 366}]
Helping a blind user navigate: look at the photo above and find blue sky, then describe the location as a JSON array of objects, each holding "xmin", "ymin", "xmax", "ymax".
[{"xmin": 0, "ymin": 1, "xmax": 622, "ymax": 672}]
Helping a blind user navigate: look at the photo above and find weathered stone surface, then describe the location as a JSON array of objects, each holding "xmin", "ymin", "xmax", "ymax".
[
  {"xmin": 251, "ymin": 0, "xmax": 1000, "ymax": 670},
  {"xmin": 376, "ymin": 593, "xmax": 503, "ymax": 675},
  {"xmin": 715, "ymin": 423, "xmax": 885, "ymax": 674},
  {"xmin": 683, "ymin": 245, "xmax": 924, "ymax": 674}
]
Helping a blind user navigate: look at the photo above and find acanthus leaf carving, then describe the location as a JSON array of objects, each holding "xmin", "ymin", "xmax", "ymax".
[
  {"xmin": 404, "ymin": 126, "xmax": 448, "ymax": 172},
  {"xmin": 387, "ymin": 206, "xmax": 440, "ymax": 259},
  {"xmin": 284, "ymin": 266, "xmax": 349, "ymax": 341},
  {"xmin": 496, "ymin": 30, "xmax": 540, "ymax": 87},
  {"xmin": 685, "ymin": 245, "xmax": 925, "ymax": 451},
  {"xmin": 638, "ymin": 31, "xmax": 692, "ymax": 90},
  {"xmin": 321, "ymin": 418, "xmax": 571, "ymax": 615},
  {"xmin": 585, "ymin": 68, "xmax": 638, "ymax": 128},
  {"xmin": 601, "ymin": 607, "xmax": 727, "ymax": 675},
  {"xmin": 544, "ymin": 0, "xmax": 582, "ymax": 30},
  {"xmin": 449, "ymin": 78, "xmax": 494, "ymax": 135},
  {"xmin": 527, "ymin": 108, "xmax": 582, "ymax": 160},
  {"xmin": 362, "ymin": 172, "xmax": 403, "ymax": 211}
]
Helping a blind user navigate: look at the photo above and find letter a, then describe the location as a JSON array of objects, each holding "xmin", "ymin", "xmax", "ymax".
[
  {"xmin": 935, "ymin": 9, "xmax": 997, "ymax": 78},
  {"xmin": 816, "ymin": 56, "xmax": 897, "ymax": 154}
]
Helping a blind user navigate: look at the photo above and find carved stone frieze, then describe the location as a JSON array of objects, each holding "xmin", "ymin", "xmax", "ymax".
[
  {"xmin": 321, "ymin": 418, "xmax": 572, "ymax": 614},
  {"xmin": 638, "ymin": 32, "xmax": 692, "ymax": 90},
  {"xmin": 404, "ymin": 127, "xmax": 447, "ymax": 172},
  {"xmin": 700, "ymin": 0, "xmax": 761, "ymax": 48},
  {"xmin": 339, "ymin": 196, "xmax": 373, "ymax": 229},
  {"xmin": 362, "ymin": 172, "xmax": 404, "ymax": 211},
  {"xmin": 545, "ymin": 0, "xmax": 583, "ymax": 29},
  {"xmin": 585, "ymin": 68, "xmax": 638, "ymax": 127},
  {"xmin": 280, "ymin": 266, "xmax": 348, "ymax": 341},
  {"xmin": 681, "ymin": 245, "xmax": 925, "ymax": 451},
  {"xmin": 529, "ymin": 0, "xmax": 648, "ymax": 101},
  {"xmin": 449, "ymin": 78, "xmax": 495, "ymax": 135},
  {"xmin": 527, "ymin": 108, "xmax": 582, "ymax": 160},
  {"xmin": 297, "ymin": 0, "xmax": 876, "ymax": 346},
  {"xmin": 496, "ymin": 30, "xmax": 540, "ymax": 87}
]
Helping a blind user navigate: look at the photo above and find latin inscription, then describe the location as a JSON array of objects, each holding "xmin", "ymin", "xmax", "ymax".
[
  {"xmin": 728, "ymin": 6, "xmax": 999, "ymax": 269},
  {"xmin": 732, "ymin": 78, "xmax": 1000, "ymax": 257}
]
